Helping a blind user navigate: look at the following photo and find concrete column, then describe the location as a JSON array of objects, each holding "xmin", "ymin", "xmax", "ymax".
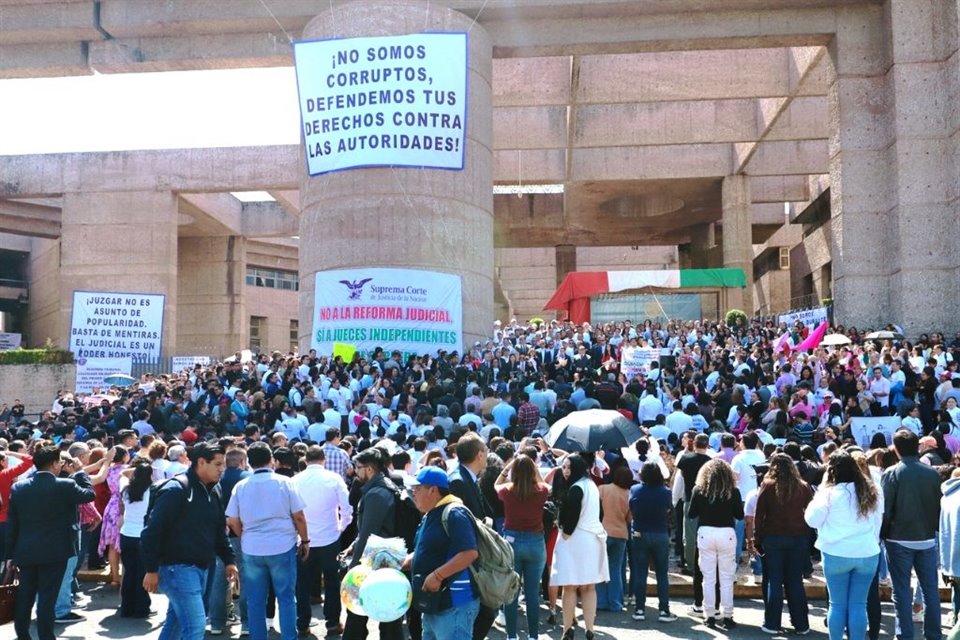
[
  {"xmin": 298, "ymin": 0, "xmax": 493, "ymax": 350},
  {"xmin": 886, "ymin": 0, "xmax": 960, "ymax": 334},
  {"xmin": 826, "ymin": 7, "xmax": 895, "ymax": 329},
  {"xmin": 688, "ymin": 223, "xmax": 714, "ymax": 269},
  {"xmin": 721, "ymin": 175, "xmax": 753, "ymax": 313},
  {"xmin": 178, "ymin": 236, "xmax": 246, "ymax": 357},
  {"xmin": 555, "ymin": 244, "xmax": 577, "ymax": 286},
  {"xmin": 60, "ymin": 191, "xmax": 178, "ymax": 357}
]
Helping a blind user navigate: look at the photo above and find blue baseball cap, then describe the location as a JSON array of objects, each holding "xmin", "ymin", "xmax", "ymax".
[{"xmin": 410, "ymin": 466, "xmax": 449, "ymax": 489}]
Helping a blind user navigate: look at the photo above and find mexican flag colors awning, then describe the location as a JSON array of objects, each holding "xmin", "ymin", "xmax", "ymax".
[{"xmin": 544, "ymin": 268, "xmax": 747, "ymax": 323}]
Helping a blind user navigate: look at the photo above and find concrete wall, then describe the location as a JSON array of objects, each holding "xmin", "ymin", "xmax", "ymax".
[
  {"xmin": 0, "ymin": 364, "xmax": 76, "ymax": 420},
  {"xmin": 244, "ymin": 285, "xmax": 298, "ymax": 354},
  {"xmin": 26, "ymin": 237, "xmax": 61, "ymax": 348},
  {"xmin": 791, "ymin": 223, "xmax": 833, "ymax": 304}
]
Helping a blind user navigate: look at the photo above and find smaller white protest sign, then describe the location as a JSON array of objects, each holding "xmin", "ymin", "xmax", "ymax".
[
  {"xmin": 76, "ymin": 356, "xmax": 133, "ymax": 394},
  {"xmin": 779, "ymin": 306, "xmax": 830, "ymax": 330},
  {"xmin": 851, "ymin": 416, "xmax": 903, "ymax": 449},
  {"xmin": 621, "ymin": 347, "xmax": 660, "ymax": 380},
  {"xmin": 70, "ymin": 291, "xmax": 165, "ymax": 362},
  {"xmin": 0, "ymin": 332, "xmax": 21, "ymax": 351},
  {"xmin": 171, "ymin": 356, "xmax": 212, "ymax": 372}
]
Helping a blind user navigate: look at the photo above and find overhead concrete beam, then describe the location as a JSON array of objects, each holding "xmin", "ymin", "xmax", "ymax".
[
  {"xmin": 571, "ymin": 144, "xmax": 733, "ymax": 181},
  {"xmin": 574, "ymin": 99, "xmax": 759, "ymax": 148},
  {"xmin": 494, "ymin": 149, "xmax": 566, "ymax": 183},
  {"xmin": 241, "ymin": 201, "xmax": 298, "ymax": 238},
  {"xmin": 178, "ymin": 192, "xmax": 243, "ymax": 234},
  {"xmin": 0, "ymin": 199, "xmax": 61, "ymax": 238},
  {"xmin": 493, "ymin": 56, "xmax": 572, "ymax": 107},
  {"xmin": 764, "ymin": 96, "xmax": 829, "ymax": 141},
  {"xmin": 0, "ymin": 41, "xmax": 89, "ymax": 78},
  {"xmin": 752, "ymin": 202, "xmax": 790, "ymax": 225},
  {"xmin": 88, "ymin": 33, "xmax": 293, "ymax": 74},
  {"xmin": 575, "ymin": 49, "xmax": 791, "ymax": 103},
  {"xmin": 741, "ymin": 139, "xmax": 829, "ymax": 176},
  {"xmin": 268, "ymin": 191, "xmax": 301, "ymax": 216},
  {"xmin": 750, "ymin": 176, "xmax": 810, "ymax": 203},
  {"xmin": 494, "ymin": 106, "xmax": 568, "ymax": 150},
  {"xmin": 0, "ymin": 232, "xmax": 32, "ymax": 252},
  {"xmin": 0, "ymin": 146, "xmax": 301, "ymax": 198},
  {"xmin": 0, "ymin": 1, "xmax": 100, "ymax": 45}
]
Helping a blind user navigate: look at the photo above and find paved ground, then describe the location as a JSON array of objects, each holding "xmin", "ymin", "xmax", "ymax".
[{"xmin": 1, "ymin": 582, "xmax": 948, "ymax": 640}]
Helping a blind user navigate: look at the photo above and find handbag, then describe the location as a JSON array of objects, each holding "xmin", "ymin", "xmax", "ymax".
[
  {"xmin": 411, "ymin": 573, "xmax": 451, "ymax": 614},
  {"xmin": 0, "ymin": 564, "xmax": 17, "ymax": 625}
]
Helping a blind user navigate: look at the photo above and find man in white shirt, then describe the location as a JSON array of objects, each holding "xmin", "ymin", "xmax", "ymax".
[
  {"xmin": 275, "ymin": 406, "xmax": 308, "ymax": 442},
  {"xmin": 729, "ymin": 432, "xmax": 765, "ymax": 563},
  {"xmin": 638, "ymin": 384, "xmax": 664, "ymax": 427},
  {"xmin": 868, "ymin": 366, "xmax": 892, "ymax": 415},
  {"xmin": 321, "ymin": 400, "xmax": 342, "ymax": 431},
  {"xmin": 164, "ymin": 445, "xmax": 190, "ymax": 478},
  {"xmin": 665, "ymin": 401, "xmax": 693, "ymax": 436},
  {"xmin": 328, "ymin": 378, "xmax": 353, "ymax": 428},
  {"xmin": 292, "ymin": 446, "xmax": 352, "ymax": 636},
  {"xmin": 225, "ymin": 443, "xmax": 309, "ymax": 640}
]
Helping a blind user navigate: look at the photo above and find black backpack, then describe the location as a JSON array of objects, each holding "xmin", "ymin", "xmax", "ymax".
[{"xmin": 391, "ymin": 485, "xmax": 423, "ymax": 551}]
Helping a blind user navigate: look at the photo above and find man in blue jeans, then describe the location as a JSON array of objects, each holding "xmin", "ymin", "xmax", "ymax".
[
  {"xmin": 226, "ymin": 442, "xmax": 309, "ymax": 640},
  {"xmin": 207, "ymin": 447, "xmax": 251, "ymax": 635},
  {"xmin": 881, "ymin": 430, "xmax": 943, "ymax": 640},
  {"xmin": 141, "ymin": 442, "xmax": 238, "ymax": 640},
  {"xmin": 408, "ymin": 467, "xmax": 480, "ymax": 640}
]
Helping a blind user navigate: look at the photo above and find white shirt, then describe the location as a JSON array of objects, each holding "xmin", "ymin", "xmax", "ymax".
[
  {"xmin": 226, "ymin": 469, "xmax": 306, "ymax": 556},
  {"xmin": 329, "ymin": 386, "xmax": 352, "ymax": 414},
  {"xmin": 730, "ymin": 449, "xmax": 766, "ymax": 500},
  {"xmin": 638, "ymin": 395, "xmax": 663, "ymax": 423},
  {"xmin": 805, "ymin": 483, "xmax": 883, "ymax": 558},
  {"xmin": 120, "ymin": 478, "xmax": 149, "ymax": 538},
  {"xmin": 291, "ymin": 464, "xmax": 353, "ymax": 547},
  {"xmin": 322, "ymin": 408, "xmax": 342, "ymax": 429},
  {"xmin": 665, "ymin": 410, "xmax": 693, "ymax": 436}
]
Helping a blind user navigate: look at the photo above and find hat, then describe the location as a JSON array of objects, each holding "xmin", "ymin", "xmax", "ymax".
[
  {"xmin": 181, "ymin": 427, "xmax": 199, "ymax": 445},
  {"xmin": 410, "ymin": 466, "xmax": 449, "ymax": 489},
  {"xmin": 822, "ymin": 390, "xmax": 835, "ymax": 398}
]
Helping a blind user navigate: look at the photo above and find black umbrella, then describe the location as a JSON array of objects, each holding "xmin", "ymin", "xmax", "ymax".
[{"xmin": 544, "ymin": 409, "xmax": 643, "ymax": 453}]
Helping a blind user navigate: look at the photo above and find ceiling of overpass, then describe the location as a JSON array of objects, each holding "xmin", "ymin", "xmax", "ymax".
[{"xmin": 0, "ymin": 0, "xmax": 842, "ymax": 249}]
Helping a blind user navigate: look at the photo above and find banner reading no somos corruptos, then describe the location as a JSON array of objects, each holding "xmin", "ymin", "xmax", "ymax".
[
  {"xmin": 293, "ymin": 32, "xmax": 467, "ymax": 175},
  {"xmin": 312, "ymin": 268, "xmax": 462, "ymax": 359}
]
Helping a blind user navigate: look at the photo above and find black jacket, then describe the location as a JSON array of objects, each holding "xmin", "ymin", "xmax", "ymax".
[
  {"xmin": 7, "ymin": 470, "xmax": 95, "ymax": 565},
  {"xmin": 352, "ymin": 473, "xmax": 397, "ymax": 566},
  {"xmin": 881, "ymin": 456, "xmax": 942, "ymax": 541},
  {"xmin": 449, "ymin": 465, "xmax": 491, "ymax": 520},
  {"xmin": 140, "ymin": 470, "xmax": 235, "ymax": 572}
]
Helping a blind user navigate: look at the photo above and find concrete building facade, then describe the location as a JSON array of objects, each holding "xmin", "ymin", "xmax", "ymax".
[{"xmin": 0, "ymin": 0, "xmax": 957, "ymax": 358}]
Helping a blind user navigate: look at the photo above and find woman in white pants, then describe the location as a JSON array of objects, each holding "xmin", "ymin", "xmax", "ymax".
[{"xmin": 688, "ymin": 458, "xmax": 744, "ymax": 630}]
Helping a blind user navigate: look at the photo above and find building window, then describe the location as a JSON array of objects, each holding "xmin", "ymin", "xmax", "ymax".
[
  {"xmin": 250, "ymin": 316, "xmax": 265, "ymax": 352},
  {"xmin": 246, "ymin": 266, "xmax": 299, "ymax": 291},
  {"xmin": 289, "ymin": 319, "xmax": 299, "ymax": 353}
]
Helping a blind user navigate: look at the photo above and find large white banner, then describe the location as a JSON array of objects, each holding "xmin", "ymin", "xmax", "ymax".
[
  {"xmin": 293, "ymin": 33, "xmax": 467, "ymax": 175},
  {"xmin": 779, "ymin": 306, "xmax": 830, "ymax": 329},
  {"xmin": 312, "ymin": 268, "xmax": 462, "ymax": 359},
  {"xmin": 75, "ymin": 356, "xmax": 132, "ymax": 394},
  {"xmin": 0, "ymin": 332, "xmax": 21, "ymax": 350},
  {"xmin": 620, "ymin": 347, "xmax": 660, "ymax": 380},
  {"xmin": 69, "ymin": 291, "xmax": 165, "ymax": 362}
]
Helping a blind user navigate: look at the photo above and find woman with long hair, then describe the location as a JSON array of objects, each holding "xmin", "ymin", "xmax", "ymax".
[
  {"xmin": 495, "ymin": 454, "xmax": 551, "ymax": 640},
  {"xmin": 596, "ymin": 465, "xmax": 633, "ymax": 613},
  {"xmin": 550, "ymin": 454, "xmax": 609, "ymax": 640},
  {"xmin": 93, "ymin": 445, "xmax": 131, "ymax": 588},
  {"xmin": 118, "ymin": 460, "xmax": 154, "ymax": 617},
  {"xmin": 688, "ymin": 458, "xmax": 743, "ymax": 630},
  {"xmin": 804, "ymin": 450, "xmax": 882, "ymax": 640},
  {"xmin": 754, "ymin": 454, "xmax": 813, "ymax": 633}
]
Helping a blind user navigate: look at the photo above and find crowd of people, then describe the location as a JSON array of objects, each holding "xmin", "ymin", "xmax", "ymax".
[{"xmin": 1, "ymin": 315, "xmax": 960, "ymax": 640}]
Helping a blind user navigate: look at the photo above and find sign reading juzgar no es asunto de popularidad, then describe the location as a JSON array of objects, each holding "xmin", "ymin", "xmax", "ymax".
[{"xmin": 293, "ymin": 32, "xmax": 467, "ymax": 175}]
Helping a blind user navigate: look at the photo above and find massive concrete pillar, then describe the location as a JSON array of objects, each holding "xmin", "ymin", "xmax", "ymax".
[
  {"xmin": 827, "ymin": 6, "xmax": 895, "ymax": 330},
  {"xmin": 298, "ymin": 1, "xmax": 493, "ymax": 351},
  {"xmin": 60, "ymin": 191, "xmax": 178, "ymax": 357},
  {"xmin": 721, "ymin": 175, "xmax": 753, "ymax": 313},
  {"xmin": 886, "ymin": 0, "xmax": 960, "ymax": 333},
  {"xmin": 555, "ymin": 244, "xmax": 576, "ymax": 286},
  {"xmin": 177, "ymin": 236, "xmax": 246, "ymax": 357},
  {"xmin": 828, "ymin": 2, "xmax": 960, "ymax": 335}
]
